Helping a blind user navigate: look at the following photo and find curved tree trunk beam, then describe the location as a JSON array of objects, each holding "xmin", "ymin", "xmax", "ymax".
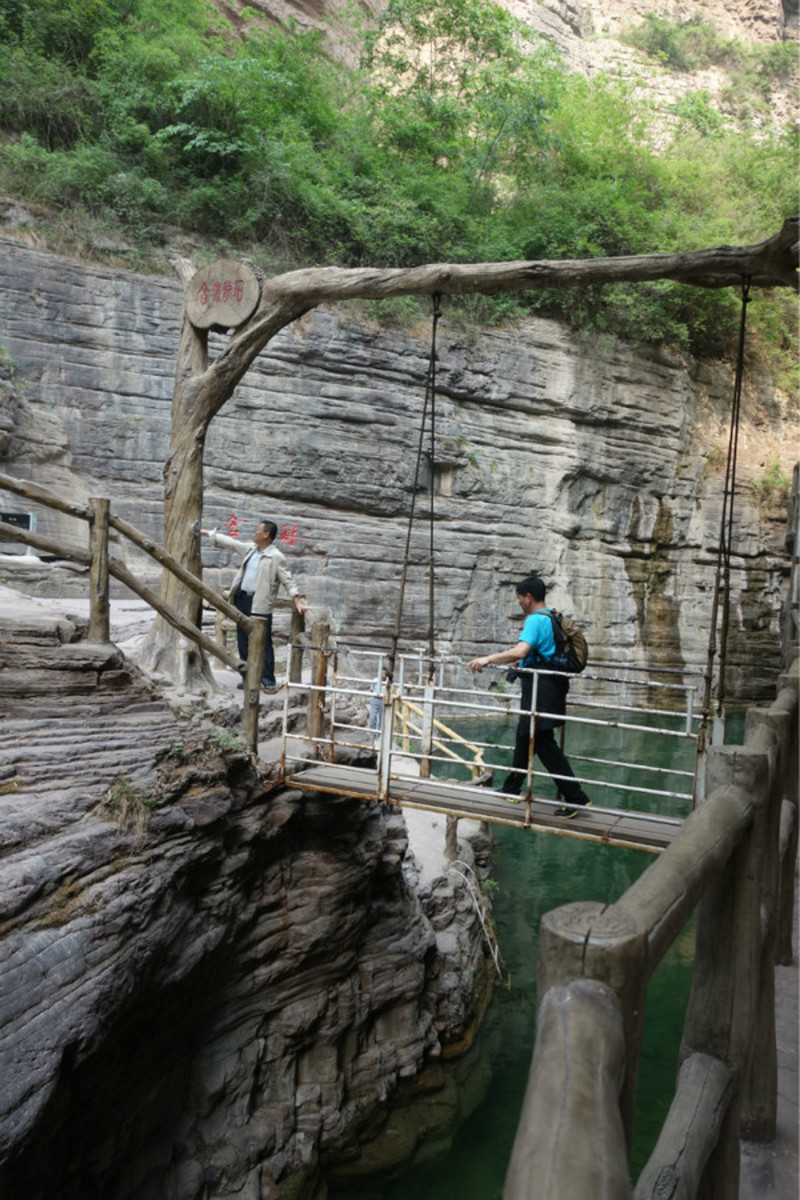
[
  {"xmin": 504, "ymin": 978, "xmax": 631, "ymax": 1200},
  {"xmin": 146, "ymin": 217, "xmax": 799, "ymax": 686},
  {"xmin": 212, "ymin": 218, "xmax": 799, "ymax": 390}
]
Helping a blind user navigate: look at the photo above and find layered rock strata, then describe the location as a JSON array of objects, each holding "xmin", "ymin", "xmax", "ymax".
[
  {"xmin": 0, "ymin": 600, "xmax": 494, "ymax": 1199},
  {"xmin": 0, "ymin": 237, "xmax": 792, "ymax": 703}
]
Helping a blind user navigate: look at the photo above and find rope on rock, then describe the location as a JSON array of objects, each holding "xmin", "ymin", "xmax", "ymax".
[{"xmin": 389, "ymin": 294, "xmax": 442, "ymax": 683}]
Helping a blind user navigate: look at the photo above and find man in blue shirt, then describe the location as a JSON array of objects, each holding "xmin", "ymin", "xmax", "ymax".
[{"xmin": 468, "ymin": 575, "xmax": 591, "ymax": 817}]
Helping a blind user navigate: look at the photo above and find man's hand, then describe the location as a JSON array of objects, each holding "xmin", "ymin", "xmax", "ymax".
[
  {"xmin": 294, "ymin": 597, "xmax": 312, "ymax": 615},
  {"xmin": 468, "ymin": 656, "xmax": 489, "ymax": 672}
]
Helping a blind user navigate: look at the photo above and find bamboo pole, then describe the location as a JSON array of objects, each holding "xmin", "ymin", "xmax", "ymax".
[{"xmin": 88, "ymin": 497, "xmax": 110, "ymax": 643}]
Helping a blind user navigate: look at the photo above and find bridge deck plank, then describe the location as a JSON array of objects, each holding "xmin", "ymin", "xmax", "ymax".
[{"xmin": 282, "ymin": 764, "xmax": 681, "ymax": 853}]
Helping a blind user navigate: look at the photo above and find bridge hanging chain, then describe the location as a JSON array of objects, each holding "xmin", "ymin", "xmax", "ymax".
[
  {"xmin": 702, "ymin": 276, "xmax": 751, "ymax": 727},
  {"xmin": 389, "ymin": 293, "xmax": 442, "ymax": 683}
]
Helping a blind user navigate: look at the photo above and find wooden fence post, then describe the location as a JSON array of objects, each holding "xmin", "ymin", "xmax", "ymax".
[
  {"xmin": 307, "ymin": 617, "xmax": 330, "ymax": 744},
  {"xmin": 537, "ymin": 900, "xmax": 645, "ymax": 1153},
  {"xmin": 88, "ymin": 497, "xmax": 110, "ymax": 643},
  {"xmin": 289, "ymin": 608, "xmax": 305, "ymax": 684},
  {"xmin": 739, "ymin": 704, "xmax": 790, "ymax": 1140},
  {"xmin": 774, "ymin": 674, "xmax": 799, "ymax": 964},
  {"xmin": 241, "ymin": 618, "xmax": 266, "ymax": 754},
  {"xmin": 680, "ymin": 742, "xmax": 772, "ymax": 1199},
  {"xmin": 504, "ymin": 978, "xmax": 632, "ymax": 1200}
]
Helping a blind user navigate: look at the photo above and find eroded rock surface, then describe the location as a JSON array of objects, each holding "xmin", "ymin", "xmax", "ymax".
[{"xmin": 0, "ymin": 602, "xmax": 494, "ymax": 1199}]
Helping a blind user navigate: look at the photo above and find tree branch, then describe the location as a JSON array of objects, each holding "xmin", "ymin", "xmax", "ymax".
[{"xmin": 205, "ymin": 216, "xmax": 799, "ymax": 406}]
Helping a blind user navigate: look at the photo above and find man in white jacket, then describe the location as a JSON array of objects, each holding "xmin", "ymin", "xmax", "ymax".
[{"xmin": 202, "ymin": 519, "xmax": 310, "ymax": 693}]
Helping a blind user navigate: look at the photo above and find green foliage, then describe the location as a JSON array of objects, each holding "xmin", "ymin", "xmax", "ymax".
[
  {"xmin": 0, "ymin": 0, "xmax": 795, "ymax": 361},
  {"xmin": 623, "ymin": 13, "xmax": 799, "ymax": 111},
  {"xmin": 750, "ymin": 457, "xmax": 792, "ymax": 501},
  {"xmin": 622, "ymin": 13, "xmax": 727, "ymax": 71},
  {"xmin": 671, "ymin": 90, "xmax": 724, "ymax": 137},
  {"xmin": 100, "ymin": 773, "xmax": 154, "ymax": 834},
  {"xmin": 212, "ymin": 726, "xmax": 246, "ymax": 754}
]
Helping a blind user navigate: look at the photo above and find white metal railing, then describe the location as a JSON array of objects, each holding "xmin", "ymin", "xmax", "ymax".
[{"xmin": 280, "ymin": 648, "xmax": 714, "ymax": 819}]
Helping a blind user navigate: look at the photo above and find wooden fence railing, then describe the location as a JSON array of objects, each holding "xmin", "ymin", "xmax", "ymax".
[
  {"xmin": 0, "ymin": 471, "xmax": 311, "ymax": 753},
  {"xmin": 503, "ymin": 661, "xmax": 798, "ymax": 1200}
]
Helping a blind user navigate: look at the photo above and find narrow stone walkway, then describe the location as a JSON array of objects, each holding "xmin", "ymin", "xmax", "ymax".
[{"xmin": 739, "ymin": 868, "xmax": 798, "ymax": 1199}]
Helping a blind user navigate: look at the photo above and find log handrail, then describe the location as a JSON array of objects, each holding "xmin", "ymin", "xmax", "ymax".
[
  {"xmin": 0, "ymin": 473, "xmax": 302, "ymax": 752},
  {"xmin": 0, "ymin": 517, "xmax": 243, "ymax": 674},
  {"xmin": 506, "ymin": 661, "xmax": 799, "ymax": 1200}
]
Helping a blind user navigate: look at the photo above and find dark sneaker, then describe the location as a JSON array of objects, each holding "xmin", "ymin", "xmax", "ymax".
[{"xmin": 555, "ymin": 800, "xmax": 592, "ymax": 819}]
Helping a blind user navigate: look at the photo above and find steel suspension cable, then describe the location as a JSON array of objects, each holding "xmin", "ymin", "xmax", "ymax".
[
  {"xmin": 389, "ymin": 295, "xmax": 442, "ymax": 683},
  {"xmin": 701, "ymin": 276, "xmax": 751, "ymax": 727}
]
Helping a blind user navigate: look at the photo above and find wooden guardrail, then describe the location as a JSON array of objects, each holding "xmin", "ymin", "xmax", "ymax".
[
  {"xmin": 0, "ymin": 471, "xmax": 308, "ymax": 753},
  {"xmin": 503, "ymin": 660, "xmax": 798, "ymax": 1200}
]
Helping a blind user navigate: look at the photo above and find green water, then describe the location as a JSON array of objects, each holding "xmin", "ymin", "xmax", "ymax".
[{"xmin": 330, "ymin": 708, "xmax": 699, "ymax": 1198}]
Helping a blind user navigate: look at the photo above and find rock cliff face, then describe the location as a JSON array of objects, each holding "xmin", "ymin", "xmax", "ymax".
[
  {"xmin": 0, "ymin": 601, "xmax": 494, "ymax": 1199},
  {"xmin": 0, "ymin": 237, "xmax": 792, "ymax": 701}
]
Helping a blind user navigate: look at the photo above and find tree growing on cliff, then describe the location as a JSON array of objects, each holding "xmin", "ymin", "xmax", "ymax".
[{"xmin": 137, "ymin": 218, "xmax": 798, "ymax": 686}]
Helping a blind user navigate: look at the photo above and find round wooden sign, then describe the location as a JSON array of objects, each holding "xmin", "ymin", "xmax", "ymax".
[{"xmin": 186, "ymin": 258, "xmax": 261, "ymax": 330}]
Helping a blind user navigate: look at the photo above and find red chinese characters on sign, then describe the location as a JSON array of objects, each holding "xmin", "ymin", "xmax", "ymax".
[
  {"xmin": 221, "ymin": 513, "xmax": 240, "ymax": 538},
  {"xmin": 197, "ymin": 279, "xmax": 246, "ymax": 308},
  {"xmin": 185, "ymin": 258, "xmax": 260, "ymax": 330}
]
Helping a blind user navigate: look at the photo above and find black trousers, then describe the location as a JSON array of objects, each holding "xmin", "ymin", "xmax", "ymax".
[
  {"xmin": 234, "ymin": 591, "xmax": 275, "ymax": 686},
  {"xmin": 502, "ymin": 675, "xmax": 588, "ymax": 804}
]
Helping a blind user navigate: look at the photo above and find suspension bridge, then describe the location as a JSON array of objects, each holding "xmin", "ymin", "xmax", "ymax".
[{"xmin": 274, "ymin": 646, "xmax": 706, "ymax": 855}]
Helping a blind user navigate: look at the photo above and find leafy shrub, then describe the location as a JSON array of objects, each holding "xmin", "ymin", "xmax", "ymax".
[{"xmin": 0, "ymin": 0, "xmax": 794, "ymax": 366}]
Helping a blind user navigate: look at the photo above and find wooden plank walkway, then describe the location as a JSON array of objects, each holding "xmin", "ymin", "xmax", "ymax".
[{"xmin": 282, "ymin": 764, "xmax": 682, "ymax": 854}]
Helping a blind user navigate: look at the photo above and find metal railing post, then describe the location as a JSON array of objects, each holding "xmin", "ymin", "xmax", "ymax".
[
  {"xmin": 377, "ymin": 690, "xmax": 396, "ymax": 802},
  {"xmin": 419, "ymin": 682, "xmax": 435, "ymax": 778}
]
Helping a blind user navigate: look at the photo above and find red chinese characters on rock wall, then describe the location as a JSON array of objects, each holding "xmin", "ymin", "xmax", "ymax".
[
  {"xmin": 280, "ymin": 522, "xmax": 305, "ymax": 546},
  {"xmin": 185, "ymin": 258, "xmax": 260, "ymax": 330},
  {"xmin": 219, "ymin": 514, "xmax": 304, "ymax": 546}
]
